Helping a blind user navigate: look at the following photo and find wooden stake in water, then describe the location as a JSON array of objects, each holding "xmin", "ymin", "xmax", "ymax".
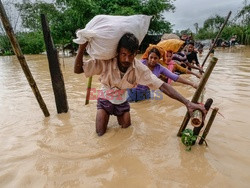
[
  {"xmin": 41, "ymin": 14, "xmax": 68, "ymax": 113},
  {"xmin": 85, "ymin": 76, "xmax": 93, "ymax": 105},
  {"xmin": 199, "ymin": 107, "xmax": 219, "ymax": 145},
  {"xmin": 177, "ymin": 57, "xmax": 218, "ymax": 137},
  {"xmin": 190, "ymin": 90, "xmax": 205, "ymax": 127},
  {"xmin": 192, "ymin": 98, "xmax": 213, "ymax": 145},
  {"xmin": 0, "ymin": 1, "xmax": 50, "ymax": 117},
  {"xmin": 191, "ymin": 98, "xmax": 213, "ymax": 127}
]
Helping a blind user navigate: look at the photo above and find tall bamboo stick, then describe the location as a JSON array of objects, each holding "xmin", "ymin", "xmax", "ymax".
[
  {"xmin": 177, "ymin": 57, "xmax": 218, "ymax": 136},
  {"xmin": 0, "ymin": 1, "xmax": 50, "ymax": 117},
  {"xmin": 199, "ymin": 107, "xmax": 219, "ymax": 145},
  {"xmin": 201, "ymin": 11, "xmax": 231, "ymax": 67},
  {"xmin": 85, "ymin": 76, "xmax": 93, "ymax": 105}
]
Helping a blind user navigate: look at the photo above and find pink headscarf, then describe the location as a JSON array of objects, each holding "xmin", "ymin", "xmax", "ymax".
[
  {"xmin": 167, "ymin": 60, "xmax": 175, "ymax": 84},
  {"xmin": 165, "ymin": 50, "xmax": 176, "ymax": 84}
]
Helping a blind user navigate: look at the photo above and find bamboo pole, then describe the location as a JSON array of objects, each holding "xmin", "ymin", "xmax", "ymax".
[
  {"xmin": 190, "ymin": 89, "xmax": 205, "ymax": 127},
  {"xmin": 201, "ymin": 11, "xmax": 231, "ymax": 68},
  {"xmin": 193, "ymin": 98, "xmax": 213, "ymax": 130},
  {"xmin": 191, "ymin": 98, "xmax": 213, "ymax": 145},
  {"xmin": 177, "ymin": 57, "xmax": 218, "ymax": 137},
  {"xmin": 199, "ymin": 107, "xmax": 219, "ymax": 145},
  {"xmin": 0, "ymin": 1, "xmax": 50, "ymax": 117},
  {"xmin": 85, "ymin": 76, "xmax": 93, "ymax": 105},
  {"xmin": 191, "ymin": 110, "xmax": 203, "ymax": 127},
  {"xmin": 41, "ymin": 14, "xmax": 68, "ymax": 113}
]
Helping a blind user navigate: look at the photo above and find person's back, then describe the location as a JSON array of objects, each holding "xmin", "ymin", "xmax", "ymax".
[{"xmin": 172, "ymin": 51, "xmax": 187, "ymax": 62}]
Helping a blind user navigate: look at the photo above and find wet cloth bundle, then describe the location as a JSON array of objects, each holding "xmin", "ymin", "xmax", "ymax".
[
  {"xmin": 157, "ymin": 39, "xmax": 185, "ymax": 53},
  {"xmin": 73, "ymin": 14, "xmax": 152, "ymax": 60}
]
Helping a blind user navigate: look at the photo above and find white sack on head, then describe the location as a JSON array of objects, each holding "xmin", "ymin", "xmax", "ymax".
[{"xmin": 73, "ymin": 15, "xmax": 152, "ymax": 60}]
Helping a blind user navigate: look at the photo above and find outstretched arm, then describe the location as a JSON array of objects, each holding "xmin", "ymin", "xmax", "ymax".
[
  {"xmin": 160, "ymin": 65, "xmax": 197, "ymax": 88},
  {"xmin": 74, "ymin": 42, "xmax": 88, "ymax": 74},
  {"xmin": 159, "ymin": 83, "xmax": 206, "ymax": 115},
  {"xmin": 175, "ymin": 63, "xmax": 201, "ymax": 79},
  {"xmin": 186, "ymin": 62, "xmax": 203, "ymax": 72},
  {"xmin": 186, "ymin": 69, "xmax": 201, "ymax": 79},
  {"xmin": 136, "ymin": 63, "xmax": 206, "ymax": 116},
  {"xmin": 176, "ymin": 76, "xmax": 198, "ymax": 89}
]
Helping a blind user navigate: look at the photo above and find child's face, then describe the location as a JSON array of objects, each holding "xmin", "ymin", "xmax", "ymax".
[
  {"xmin": 188, "ymin": 44, "xmax": 194, "ymax": 52},
  {"xmin": 166, "ymin": 52, "xmax": 172, "ymax": 62}
]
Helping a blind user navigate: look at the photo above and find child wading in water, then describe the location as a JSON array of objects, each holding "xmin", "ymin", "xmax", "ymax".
[{"xmin": 163, "ymin": 50, "xmax": 201, "ymax": 84}]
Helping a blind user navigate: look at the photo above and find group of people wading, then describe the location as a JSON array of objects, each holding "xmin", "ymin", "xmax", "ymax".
[{"xmin": 74, "ymin": 32, "xmax": 206, "ymax": 136}]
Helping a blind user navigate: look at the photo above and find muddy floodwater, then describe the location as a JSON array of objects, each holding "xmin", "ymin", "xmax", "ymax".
[{"xmin": 0, "ymin": 47, "xmax": 250, "ymax": 187}]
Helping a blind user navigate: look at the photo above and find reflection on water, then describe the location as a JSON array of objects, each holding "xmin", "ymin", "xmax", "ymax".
[{"xmin": 0, "ymin": 47, "xmax": 250, "ymax": 187}]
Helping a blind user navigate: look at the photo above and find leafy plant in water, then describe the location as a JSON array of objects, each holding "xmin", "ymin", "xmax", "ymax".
[
  {"xmin": 181, "ymin": 129, "xmax": 197, "ymax": 151},
  {"xmin": 181, "ymin": 128, "xmax": 208, "ymax": 151}
]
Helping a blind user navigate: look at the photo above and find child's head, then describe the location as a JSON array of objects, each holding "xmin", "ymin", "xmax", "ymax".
[
  {"xmin": 166, "ymin": 50, "xmax": 173, "ymax": 62},
  {"xmin": 187, "ymin": 41, "xmax": 194, "ymax": 52}
]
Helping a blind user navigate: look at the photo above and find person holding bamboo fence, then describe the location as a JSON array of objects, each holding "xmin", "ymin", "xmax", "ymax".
[
  {"xmin": 186, "ymin": 41, "xmax": 203, "ymax": 71},
  {"xmin": 127, "ymin": 47, "xmax": 198, "ymax": 102},
  {"xmin": 164, "ymin": 50, "xmax": 202, "ymax": 81},
  {"xmin": 74, "ymin": 33, "xmax": 206, "ymax": 136}
]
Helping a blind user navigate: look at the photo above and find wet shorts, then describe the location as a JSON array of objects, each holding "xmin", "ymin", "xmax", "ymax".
[{"xmin": 97, "ymin": 98, "xmax": 130, "ymax": 116}]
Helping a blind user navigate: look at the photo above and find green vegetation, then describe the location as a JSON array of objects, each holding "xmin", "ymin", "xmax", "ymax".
[
  {"xmin": 0, "ymin": 35, "xmax": 12, "ymax": 55},
  {"xmin": 181, "ymin": 128, "xmax": 207, "ymax": 151},
  {"xmin": 1, "ymin": 0, "xmax": 249, "ymax": 55},
  {"xmin": 17, "ymin": 31, "xmax": 45, "ymax": 54},
  {"xmin": 195, "ymin": 1, "xmax": 250, "ymax": 45},
  {"xmin": 0, "ymin": 31, "xmax": 44, "ymax": 55},
  {"xmin": 0, "ymin": 0, "xmax": 175, "ymax": 55},
  {"xmin": 181, "ymin": 129, "xmax": 198, "ymax": 151}
]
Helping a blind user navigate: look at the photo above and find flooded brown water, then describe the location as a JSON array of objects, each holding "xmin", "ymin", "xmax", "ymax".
[{"xmin": 0, "ymin": 46, "xmax": 250, "ymax": 187}]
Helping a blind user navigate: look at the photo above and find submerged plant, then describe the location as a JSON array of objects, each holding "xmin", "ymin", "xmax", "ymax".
[
  {"xmin": 181, "ymin": 129, "xmax": 197, "ymax": 151},
  {"xmin": 181, "ymin": 128, "xmax": 208, "ymax": 151}
]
